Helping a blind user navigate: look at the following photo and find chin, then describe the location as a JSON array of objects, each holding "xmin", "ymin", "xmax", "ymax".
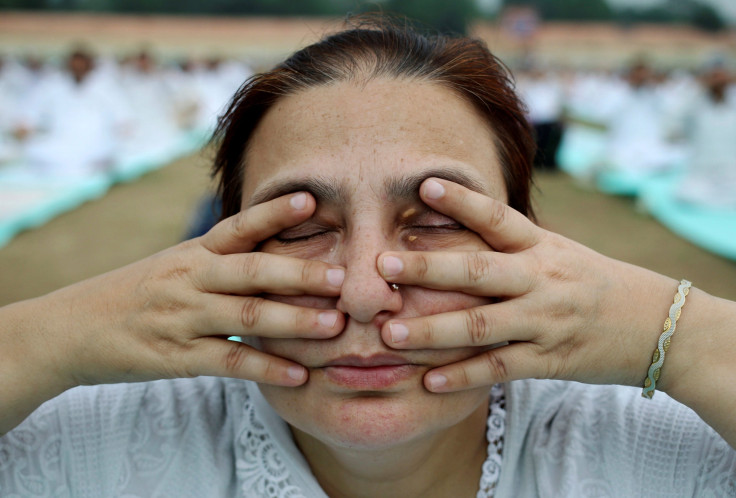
[{"xmin": 258, "ymin": 373, "xmax": 489, "ymax": 451}]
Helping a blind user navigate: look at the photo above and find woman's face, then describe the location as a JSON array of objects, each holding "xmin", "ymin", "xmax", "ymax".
[{"xmin": 242, "ymin": 77, "xmax": 507, "ymax": 450}]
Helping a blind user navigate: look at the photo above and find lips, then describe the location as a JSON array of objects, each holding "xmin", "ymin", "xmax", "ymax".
[
  {"xmin": 323, "ymin": 354, "xmax": 410, "ymax": 368},
  {"xmin": 321, "ymin": 354, "xmax": 419, "ymax": 389}
]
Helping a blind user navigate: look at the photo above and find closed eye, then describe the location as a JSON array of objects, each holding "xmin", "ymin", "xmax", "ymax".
[
  {"xmin": 275, "ymin": 231, "xmax": 331, "ymax": 244},
  {"xmin": 410, "ymin": 222, "xmax": 464, "ymax": 233}
]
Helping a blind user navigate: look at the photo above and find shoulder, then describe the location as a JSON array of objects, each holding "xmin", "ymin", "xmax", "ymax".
[
  {"xmin": 498, "ymin": 380, "xmax": 736, "ymax": 498},
  {"xmin": 0, "ymin": 377, "xmax": 251, "ymax": 496}
]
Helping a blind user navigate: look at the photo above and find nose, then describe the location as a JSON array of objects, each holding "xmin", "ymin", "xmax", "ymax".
[{"xmin": 336, "ymin": 231, "xmax": 403, "ymax": 323}]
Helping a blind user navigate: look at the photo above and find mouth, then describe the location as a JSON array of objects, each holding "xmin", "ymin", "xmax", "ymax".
[{"xmin": 320, "ymin": 354, "xmax": 420, "ymax": 390}]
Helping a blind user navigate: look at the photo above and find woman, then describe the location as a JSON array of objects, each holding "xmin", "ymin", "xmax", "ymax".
[{"xmin": 1, "ymin": 18, "xmax": 735, "ymax": 497}]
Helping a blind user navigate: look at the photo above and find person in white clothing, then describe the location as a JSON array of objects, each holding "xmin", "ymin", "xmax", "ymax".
[
  {"xmin": 12, "ymin": 49, "xmax": 127, "ymax": 178},
  {"xmin": 675, "ymin": 66, "xmax": 736, "ymax": 209},
  {"xmin": 117, "ymin": 50, "xmax": 180, "ymax": 161},
  {"xmin": 0, "ymin": 17, "xmax": 735, "ymax": 498},
  {"xmin": 603, "ymin": 62, "xmax": 684, "ymax": 176}
]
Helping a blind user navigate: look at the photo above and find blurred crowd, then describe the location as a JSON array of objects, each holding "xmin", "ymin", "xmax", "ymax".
[
  {"xmin": 0, "ymin": 48, "xmax": 252, "ymax": 177},
  {"xmin": 0, "ymin": 45, "xmax": 734, "ymax": 256},
  {"xmin": 516, "ymin": 59, "xmax": 736, "ymax": 209}
]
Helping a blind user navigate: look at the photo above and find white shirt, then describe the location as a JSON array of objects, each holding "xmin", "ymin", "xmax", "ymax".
[{"xmin": 0, "ymin": 377, "xmax": 733, "ymax": 497}]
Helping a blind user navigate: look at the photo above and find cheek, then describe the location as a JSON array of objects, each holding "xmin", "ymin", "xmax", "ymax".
[{"xmin": 259, "ymin": 236, "xmax": 339, "ymax": 264}]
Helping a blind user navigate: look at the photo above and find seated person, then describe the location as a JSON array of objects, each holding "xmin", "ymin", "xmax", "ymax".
[
  {"xmin": 1, "ymin": 18, "xmax": 734, "ymax": 497},
  {"xmin": 676, "ymin": 65, "xmax": 736, "ymax": 209},
  {"xmin": 13, "ymin": 49, "xmax": 127, "ymax": 178}
]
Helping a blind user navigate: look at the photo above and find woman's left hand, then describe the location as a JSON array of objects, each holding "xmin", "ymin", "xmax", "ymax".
[{"xmin": 377, "ymin": 178, "xmax": 678, "ymax": 393}]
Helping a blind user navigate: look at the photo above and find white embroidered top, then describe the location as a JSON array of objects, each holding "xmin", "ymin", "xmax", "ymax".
[{"xmin": 0, "ymin": 378, "xmax": 733, "ymax": 497}]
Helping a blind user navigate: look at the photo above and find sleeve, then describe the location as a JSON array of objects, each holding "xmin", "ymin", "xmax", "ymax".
[
  {"xmin": 501, "ymin": 380, "xmax": 736, "ymax": 498},
  {"xmin": 0, "ymin": 378, "xmax": 237, "ymax": 498},
  {"xmin": 0, "ymin": 382, "xmax": 149, "ymax": 497},
  {"xmin": 0, "ymin": 397, "xmax": 71, "ymax": 497}
]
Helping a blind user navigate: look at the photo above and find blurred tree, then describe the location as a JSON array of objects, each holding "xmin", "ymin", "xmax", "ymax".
[
  {"xmin": 615, "ymin": 0, "xmax": 725, "ymax": 32},
  {"xmin": 0, "ymin": 0, "xmax": 727, "ymax": 33},
  {"xmin": 380, "ymin": 0, "xmax": 479, "ymax": 34},
  {"xmin": 689, "ymin": 2, "xmax": 726, "ymax": 31},
  {"xmin": 0, "ymin": 0, "xmax": 48, "ymax": 8}
]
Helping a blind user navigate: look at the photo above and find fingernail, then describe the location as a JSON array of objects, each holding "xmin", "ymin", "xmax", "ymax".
[
  {"xmin": 318, "ymin": 311, "xmax": 338, "ymax": 328},
  {"xmin": 290, "ymin": 192, "xmax": 307, "ymax": 210},
  {"xmin": 427, "ymin": 373, "xmax": 448, "ymax": 391},
  {"xmin": 288, "ymin": 366, "xmax": 306, "ymax": 381},
  {"xmin": 382, "ymin": 256, "xmax": 403, "ymax": 277},
  {"xmin": 389, "ymin": 322, "xmax": 409, "ymax": 343},
  {"xmin": 326, "ymin": 268, "xmax": 345, "ymax": 287},
  {"xmin": 423, "ymin": 179, "xmax": 445, "ymax": 200}
]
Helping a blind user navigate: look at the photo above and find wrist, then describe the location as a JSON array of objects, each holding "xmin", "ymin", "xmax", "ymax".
[
  {"xmin": 0, "ymin": 296, "xmax": 78, "ymax": 432},
  {"xmin": 655, "ymin": 288, "xmax": 728, "ymax": 401}
]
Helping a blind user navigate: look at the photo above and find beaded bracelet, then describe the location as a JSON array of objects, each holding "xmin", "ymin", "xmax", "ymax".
[{"xmin": 642, "ymin": 279, "xmax": 692, "ymax": 399}]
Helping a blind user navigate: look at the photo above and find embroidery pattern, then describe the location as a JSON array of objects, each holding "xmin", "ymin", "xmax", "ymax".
[
  {"xmin": 478, "ymin": 383, "xmax": 506, "ymax": 498},
  {"xmin": 236, "ymin": 384, "xmax": 507, "ymax": 498}
]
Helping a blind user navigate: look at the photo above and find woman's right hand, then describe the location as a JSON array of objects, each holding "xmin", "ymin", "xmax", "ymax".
[{"xmin": 0, "ymin": 191, "xmax": 345, "ymax": 432}]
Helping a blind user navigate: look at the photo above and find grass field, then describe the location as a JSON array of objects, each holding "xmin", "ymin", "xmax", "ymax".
[{"xmin": 1, "ymin": 152, "xmax": 735, "ymax": 306}]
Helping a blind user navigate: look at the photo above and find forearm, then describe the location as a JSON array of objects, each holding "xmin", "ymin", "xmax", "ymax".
[
  {"xmin": 0, "ymin": 295, "xmax": 77, "ymax": 434},
  {"xmin": 658, "ymin": 288, "xmax": 736, "ymax": 448}
]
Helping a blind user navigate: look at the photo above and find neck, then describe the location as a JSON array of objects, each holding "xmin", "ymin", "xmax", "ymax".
[{"xmin": 293, "ymin": 399, "xmax": 489, "ymax": 498}]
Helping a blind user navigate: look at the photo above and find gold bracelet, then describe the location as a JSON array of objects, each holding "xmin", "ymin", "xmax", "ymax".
[{"xmin": 642, "ymin": 279, "xmax": 691, "ymax": 399}]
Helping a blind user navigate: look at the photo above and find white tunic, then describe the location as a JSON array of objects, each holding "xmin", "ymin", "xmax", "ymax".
[
  {"xmin": 0, "ymin": 378, "xmax": 733, "ymax": 497},
  {"xmin": 604, "ymin": 86, "xmax": 684, "ymax": 175},
  {"xmin": 14, "ymin": 70, "xmax": 127, "ymax": 177},
  {"xmin": 676, "ymin": 91, "xmax": 736, "ymax": 209}
]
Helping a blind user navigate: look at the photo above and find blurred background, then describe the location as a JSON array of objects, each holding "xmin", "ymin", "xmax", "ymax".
[{"xmin": 0, "ymin": 0, "xmax": 735, "ymax": 305}]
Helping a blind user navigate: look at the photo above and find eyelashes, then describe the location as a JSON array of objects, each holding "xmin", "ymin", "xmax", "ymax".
[
  {"xmin": 275, "ymin": 231, "xmax": 332, "ymax": 245},
  {"xmin": 410, "ymin": 222, "xmax": 464, "ymax": 234},
  {"xmin": 274, "ymin": 222, "xmax": 465, "ymax": 246},
  {"xmin": 272, "ymin": 207, "xmax": 465, "ymax": 247}
]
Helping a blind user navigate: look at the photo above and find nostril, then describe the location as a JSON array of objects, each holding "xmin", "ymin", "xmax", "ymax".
[{"xmin": 335, "ymin": 273, "xmax": 403, "ymax": 324}]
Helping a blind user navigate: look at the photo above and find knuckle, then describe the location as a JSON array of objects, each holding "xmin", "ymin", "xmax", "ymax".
[
  {"xmin": 239, "ymin": 297, "xmax": 264, "ymax": 330},
  {"xmin": 420, "ymin": 320, "xmax": 436, "ymax": 344},
  {"xmin": 464, "ymin": 252, "xmax": 492, "ymax": 284},
  {"xmin": 464, "ymin": 308, "xmax": 491, "ymax": 346},
  {"xmin": 261, "ymin": 358, "xmax": 277, "ymax": 382},
  {"xmin": 228, "ymin": 211, "xmax": 251, "ymax": 240},
  {"xmin": 223, "ymin": 343, "xmax": 251, "ymax": 373},
  {"xmin": 300, "ymin": 260, "xmax": 316, "ymax": 287},
  {"xmin": 413, "ymin": 253, "xmax": 431, "ymax": 280},
  {"xmin": 486, "ymin": 199, "xmax": 508, "ymax": 231},
  {"xmin": 239, "ymin": 253, "xmax": 263, "ymax": 283},
  {"xmin": 292, "ymin": 307, "xmax": 312, "ymax": 334},
  {"xmin": 456, "ymin": 366, "xmax": 472, "ymax": 389},
  {"xmin": 481, "ymin": 351, "xmax": 509, "ymax": 382}
]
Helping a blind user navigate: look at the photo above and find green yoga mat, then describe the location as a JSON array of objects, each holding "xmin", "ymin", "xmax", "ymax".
[{"xmin": 639, "ymin": 175, "xmax": 736, "ymax": 261}]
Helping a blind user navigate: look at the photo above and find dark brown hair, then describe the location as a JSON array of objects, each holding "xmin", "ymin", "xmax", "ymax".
[{"xmin": 212, "ymin": 17, "xmax": 535, "ymax": 219}]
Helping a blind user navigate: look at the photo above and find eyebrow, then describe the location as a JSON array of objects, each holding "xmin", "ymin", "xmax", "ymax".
[
  {"xmin": 384, "ymin": 168, "xmax": 488, "ymax": 203},
  {"xmin": 246, "ymin": 167, "xmax": 489, "ymax": 207},
  {"xmin": 247, "ymin": 176, "xmax": 350, "ymax": 207}
]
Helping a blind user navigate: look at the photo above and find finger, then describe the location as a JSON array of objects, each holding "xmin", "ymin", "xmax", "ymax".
[
  {"xmin": 200, "ymin": 192, "xmax": 315, "ymax": 255},
  {"xmin": 200, "ymin": 253, "xmax": 345, "ymax": 296},
  {"xmin": 378, "ymin": 251, "xmax": 531, "ymax": 297},
  {"xmin": 419, "ymin": 178, "xmax": 542, "ymax": 252},
  {"xmin": 382, "ymin": 302, "xmax": 535, "ymax": 349},
  {"xmin": 199, "ymin": 294, "xmax": 345, "ymax": 339},
  {"xmin": 185, "ymin": 339, "xmax": 309, "ymax": 386},
  {"xmin": 422, "ymin": 343, "xmax": 540, "ymax": 392}
]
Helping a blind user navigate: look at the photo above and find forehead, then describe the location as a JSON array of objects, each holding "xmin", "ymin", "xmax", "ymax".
[{"xmin": 242, "ymin": 78, "xmax": 505, "ymax": 205}]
